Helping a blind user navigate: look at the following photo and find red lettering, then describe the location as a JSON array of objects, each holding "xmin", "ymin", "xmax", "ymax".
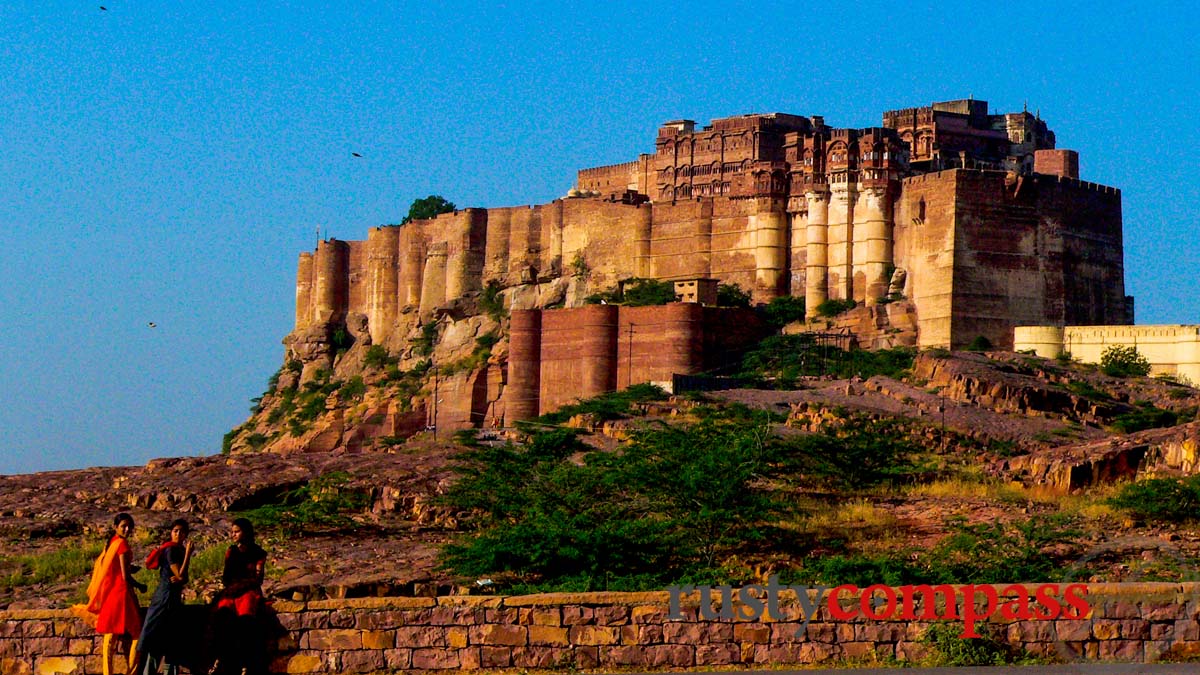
[
  {"xmin": 898, "ymin": 584, "xmax": 959, "ymax": 620},
  {"xmin": 861, "ymin": 584, "xmax": 897, "ymax": 620},
  {"xmin": 999, "ymin": 583, "xmax": 1034, "ymax": 620},
  {"xmin": 828, "ymin": 584, "xmax": 859, "ymax": 620},
  {"xmin": 1061, "ymin": 584, "xmax": 1090, "ymax": 620},
  {"xmin": 961, "ymin": 585, "xmax": 998, "ymax": 639},
  {"xmin": 1033, "ymin": 584, "xmax": 1062, "ymax": 620}
]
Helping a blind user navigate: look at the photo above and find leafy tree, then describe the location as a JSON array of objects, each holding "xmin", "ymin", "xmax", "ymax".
[
  {"xmin": 716, "ymin": 283, "xmax": 752, "ymax": 308},
  {"xmin": 401, "ymin": 195, "xmax": 456, "ymax": 225},
  {"xmin": 1100, "ymin": 345, "xmax": 1152, "ymax": 378},
  {"xmin": 760, "ymin": 295, "xmax": 806, "ymax": 328},
  {"xmin": 440, "ymin": 422, "xmax": 784, "ymax": 589},
  {"xmin": 584, "ymin": 278, "xmax": 676, "ymax": 307}
]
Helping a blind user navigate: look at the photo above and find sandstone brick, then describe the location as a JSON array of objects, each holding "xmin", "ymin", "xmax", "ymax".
[
  {"xmin": 383, "ymin": 648, "xmax": 411, "ymax": 670},
  {"xmin": 1092, "ymin": 620, "xmax": 1120, "ymax": 640},
  {"xmin": 511, "ymin": 645, "xmax": 569, "ymax": 668},
  {"xmin": 274, "ymin": 632, "xmax": 300, "ymax": 652},
  {"xmin": 561, "ymin": 606, "xmax": 594, "ymax": 625},
  {"xmin": 50, "ymin": 622, "xmax": 76, "ymax": 638},
  {"xmin": 1145, "ymin": 603, "xmax": 1186, "ymax": 621},
  {"xmin": 23, "ymin": 622, "xmax": 52, "ymax": 638},
  {"xmin": 1151, "ymin": 622, "xmax": 1175, "ymax": 640},
  {"xmin": 841, "ymin": 641, "xmax": 874, "ymax": 659},
  {"xmin": 575, "ymin": 645, "xmax": 600, "ymax": 669},
  {"xmin": 733, "ymin": 623, "xmax": 769, "ymax": 643},
  {"xmin": 459, "ymin": 646, "xmax": 481, "ymax": 670},
  {"xmin": 599, "ymin": 645, "xmax": 644, "ymax": 666},
  {"xmin": 428, "ymin": 606, "xmax": 475, "ymax": 625},
  {"xmin": 446, "ymin": 627, "xmax": 469, "ymax": 649},
  {"xmin": 1096, "ymin": 639, "xmax": 1141, "ymax": 661},
  {"xmin": 0, "ymin": 657, "xmax": 31, "ymax": 675},
  {"xmin": 483, "ymin": 608, "xmax": 519, "ymax": 624},
  {"xmin": 1144, "ymin": 640, "xmax": 1174, "ymax": 662},
  {"xmin": 471, "ymin": 624, "xmax": 526, "ymax": 646},
  {"xmin": 528, "ymin": 625, "xmax": 568, "ymax": 645},
  {"xmin": 854, "ymin": 623, "xmax": 904, "ymax": 642},
  {"xmin": 480, "ymin": 646, "xmax": 511, "ymax": 668},
  {"xmin": 23, "ymin": 638, "xmax": 69, "ymax": 655},
  {"xmin": 339, "ymin": 650, "xmax": 385, "ymax": 673},
  {"xmin": 328, "ymin": 609, "xmax": 356, "ymax": 628},
  {"xmin": 644, "ymin": 643, "xmax": 695, "ymax": 667},
  {"xmin": 0, "ymin": 622, "xmax": 22, "ymax": 638},
  {"xmin": 411, "ymin": 648, "xmax": 460, "ymax": 669},
  {"xmin": 696, "ymin": 642, "xmax": 740, "ymax": 665},
  {"xmin": 1056, "ymin": 620, "xmax": 1093, "ymax": 641},
  {"xmin": 34, "ymin": 656, "xmax": 82, "ymax": 674},
  {"xmin": 1118, "ymin": 619, "xmax": 1150, "ymax": 639},
  {"xmin": 354, "ymin": 610, "xmax": 408, "ymax": 630},
  {"xmin": 304, "ymin": 628, "xmax": 361, "ymax": 651},
  {"xmin": 752, "ymin": 644, "xmax": 803, "ymax": 664},
  {"xmin": 895, "ymin": 641, "xmax": 930, "ymax": 663},
  {"xmin": 1108, "ymin": 601, "xmax": 1142, "ymax": 618},
  {"xmin": 1175, "ymin": 619, "xmax": 1200, "ymax": 641},
  {"xmin": 569, "ymin": 625, "xmax": 619, "ymax": 645},
  {"xmin": 632, "ymin": 606, "xmax": 668, "ymax": 624},
  {"xmin": 395, "ymin": 626, "xmax": 446, "ymax": 647},
  {"xmin": 769, "ymin": 622, "xmax": 804, "ymax": 643},
  {"xmin": 66, "ymin": 640, "xmax": 91, "ymax": 656},
  {"xmin": 282, "ymin": 653, "xmax": 324, "ymax": 674},
  {"xmin": 360, "ymin": 630, "xmax": 394, "ymax": 650},
  {"xmin": 593, "ymin": 605, "xmax": 630, "ymax": 625}
]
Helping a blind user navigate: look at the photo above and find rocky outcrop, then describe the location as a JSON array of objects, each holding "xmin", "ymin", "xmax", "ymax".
[{"xmin": 998, "ymin": 422, "xmax": 1200, "ymax": 492}]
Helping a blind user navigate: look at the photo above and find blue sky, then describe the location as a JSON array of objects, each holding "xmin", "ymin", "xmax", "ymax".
[{"xmin": 1, "ymin": 2, "xmax": 1197, "ymax": 474}]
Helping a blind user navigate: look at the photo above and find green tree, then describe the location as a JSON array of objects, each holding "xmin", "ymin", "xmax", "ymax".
[
  {"xmin": 401, "ymin": 195, "xmax": 456, "ymax": 225},
  {"xmin": 716, "ymin": 283, "xmax": 752, "ymax": 308},
  {"xmin": 1100, "ymin": 345, "xmax": 1152, "ymax": 377}
]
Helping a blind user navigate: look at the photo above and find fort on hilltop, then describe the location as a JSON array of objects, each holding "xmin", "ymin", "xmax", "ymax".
[{"xmin": 284, "ymin": 98, "xmax": 1133, "ymax": 431}]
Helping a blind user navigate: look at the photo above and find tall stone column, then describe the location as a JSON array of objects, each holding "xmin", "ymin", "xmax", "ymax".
[
  {"xmin": 295, "ymin": 252, "xmax": 314, "ymax": 330},
  {"xmin": 753, "ymin": 198, "xmax": 787, "ymax": 302},
  {"xmin": 634, "ymin": 204, "xmax": 653, "ymax": 278},
  {"xmin": 419, "ymin": 242, "xmax": 448, "ymax": 320},
  {"xmin": 313, "ymin": 239, "xmax": 349, "ymax": 324},
  {"xmin": 826, "ymin": 182, "xmax": 855, "ymax": 301},
  {"xmin": 804, "ymin": 188, "xmax": 830, "ymax": 318},
  {"xmin": 861, "ymin": 186, "xmax": 894, "ymax": 305},
  {"xmin": 399, "ymin": 226, "xmax": 425, "ymax": 308},
  {"xmin": 366, "ymin": 226, "xmax": 400, "ymax": 344},
  {"xmin": 506, "ymin": 309, "xmax": 542, "ymax": 422},
  {"xmin": 578, "ymin": 305, "xmax": 619, "ymax": 398}
]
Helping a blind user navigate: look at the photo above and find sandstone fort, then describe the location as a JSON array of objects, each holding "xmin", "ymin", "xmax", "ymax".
[{"xmin": 274, "ymin": 97, "xmax": 1195, "ymax": 440}]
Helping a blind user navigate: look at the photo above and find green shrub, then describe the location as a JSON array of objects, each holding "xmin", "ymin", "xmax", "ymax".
[
  {"xmin": 480, "ymin": 280, "xmax": 506, "ymax": 320},
  {"xmin": 528, "ymin": 383, "xmax": 669, "ymax": 427},
  {"xmin": 922, "ymin": 623, "xmax": 1035, "ymax": 666},
  {"xmin": 1067, "ymin": 380, "xmax": 1111, "ymax": 401},
  {"xmin": 235, "ymin": 472, "xmax": 371, "ymax": 537},
  {"xmin": 816, "ymin": 298, "xmax": 856, "ymax": 317},
  {"xmin": 413, "ymin": 321, "xmax": 439, "ymax": 357},
  {"xmin": 245, "ymin": 432, "xmax": 269, "ymax": 450},
  {"xmin": 1108, "ymin": 476, "xmax": 1200, "ymax": 522},
  {"xmin": 965, "ymin": 335, "xmax": 993, "ymax": 352},
  {"xmin": 740, "ymin": 337, "xmax": 914, "ymax": 381},
  {"xmin": 440, "ymin": 422, "xmax": 784, "ymax": 590},
  {"xmin": 0, "ymin": 539, "xmax": 105, "ymax": 589},
  {"xmin": 716, "ymin": 283, "xmax": 751, "ymax": 308},
  {"xmin": 338, "ymin": 376, "xmax": 367, "ymax": 401},
  {"xmin": 760, "ymin": 295, "xmax": 806, "ymax": 327},
  {"xmin": 1100, "ymin": 345, "xmax": 1151, "ymax": 378},
  {"xmin": 773, "ymin": 417, "xmax": 924, "ymax": 489},
  {"xmin": 923, "ymin": 515, "xmax": 1080, "ymax": 584},
  {"xmin": 330, "ymin": 326, "xmax": 354, "ymax": 356},
  {"xmin": 1111, "ymin": 405, "xmax": 1178, "ymax": 434},
  {"xmin": 363, "ymin": 345, "xmax": 393, "ymax": 369},
  {"xmin": 585, "ymin": 278, "xmax": 677, "ymax": 307},
  {"xmin": 222, "ymin": 427, "xmax": 240, "ymax": 454}
]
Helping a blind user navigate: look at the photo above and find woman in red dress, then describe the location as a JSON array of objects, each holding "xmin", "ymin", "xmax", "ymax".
[
  {"xmin": 84, "ymin": 512, "xmax": 147, "ymax": 675},
  {"xmin": 212, "ymin": 518, "xmax": 268, "ymax": 675}
]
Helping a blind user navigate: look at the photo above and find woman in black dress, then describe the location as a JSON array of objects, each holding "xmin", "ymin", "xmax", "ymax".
[{"xmin": 135, "ymin": 519, "xmax": 192, "ymax": 675}]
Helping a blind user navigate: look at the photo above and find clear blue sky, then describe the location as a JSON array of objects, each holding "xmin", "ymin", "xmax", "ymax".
[{"xmin": 1, "ymin": 2, "xmax": 1197, "ymax": 474}]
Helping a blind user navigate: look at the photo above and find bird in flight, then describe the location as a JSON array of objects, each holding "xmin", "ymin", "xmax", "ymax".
[
  {"xmin": 148, "ymin": 322, "xmax": 157, "ymax": 329},
  {"xmin": 351, "ymin": 152, "xmax": 363, "ymax": 158},
  {"xmin": 100, "ymin": 6, "xmax": 107, "ymax": 10}
]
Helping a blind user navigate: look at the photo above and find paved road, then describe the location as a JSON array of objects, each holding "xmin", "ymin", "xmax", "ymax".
[{"xmin": 662, "ymin": 666, "xmax": 1198, "ymax": 675}]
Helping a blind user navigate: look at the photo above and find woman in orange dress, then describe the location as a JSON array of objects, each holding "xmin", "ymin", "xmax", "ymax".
[{"xmin": 84, "ymin": 512, "xmax": 147, "ymax": 675}]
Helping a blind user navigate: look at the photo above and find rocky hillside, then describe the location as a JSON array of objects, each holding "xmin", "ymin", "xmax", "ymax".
[{"xmin": 4, "ymin": 349, "xmax": 1199, "ymax": 610}]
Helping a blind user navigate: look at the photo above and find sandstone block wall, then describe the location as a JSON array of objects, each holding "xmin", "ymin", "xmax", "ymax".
[
  {"xmin": 6, "ymin": 584, "xmax": 1199, "ymax": 673},
  {"xmin": 509, "ymin": 305, "xmax": 767, "ymax": 421},
  {"xmin": 1015, "ymin": 324, "xmax": 1200, "ymax": 384}
]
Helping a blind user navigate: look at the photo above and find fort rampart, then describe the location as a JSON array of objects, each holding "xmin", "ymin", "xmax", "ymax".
[
  {"xmin": 1015, "ymin": 324, "xmax": 1200, "ymax": 384},
  {"xmin": 6, "ymin": 584, "xmax": 1199, "ymax": 673}
]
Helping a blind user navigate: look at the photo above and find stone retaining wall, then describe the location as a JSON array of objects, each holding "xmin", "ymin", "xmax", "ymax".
[{"xmin": 4, "ymin": 584, "xmax": 1199, "ymax": 674}]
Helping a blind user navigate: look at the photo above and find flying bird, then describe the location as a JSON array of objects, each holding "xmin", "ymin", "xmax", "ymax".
[
  {"xmin": 351, "ymin": 152, "xmax": 363, "ymax": 158},
  {"xmin": 100, "ymin": 6, "xmax": 107, "ymax": 10},
  {"xmin": 148, "ymin": 322, "xmax": 157, "ymax": 329}
]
